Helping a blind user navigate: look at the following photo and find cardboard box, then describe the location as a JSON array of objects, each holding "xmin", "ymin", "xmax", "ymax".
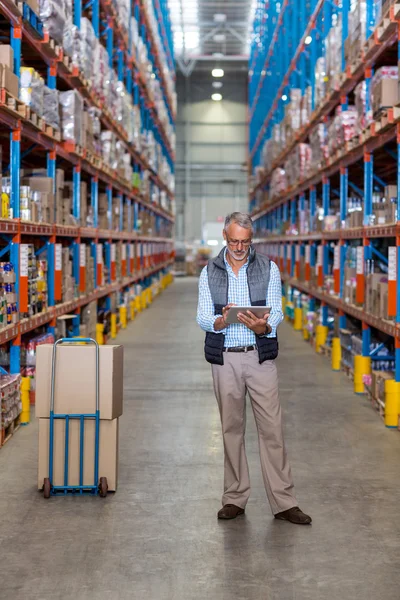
[
  {"xmin": 0, "ymin": 64, "xmax": 18, "ymax": 98},
  {"xmin": 0, "ymin": 45, "xmax": 14, "ymax": 71},
  {"xmin": 38, "ymin": 417, "xmax": 119, "ymax": 491},
  {"xmin": 25, "ymin": 0, "xmax": 39, "ymax": 13},
  {"xmin": 373, "ymin": 78, "xmax": 398, "ymax": 116},
  {"xmin": 36, "ymin": 344, "xmax": 123, "ymax": 419}
]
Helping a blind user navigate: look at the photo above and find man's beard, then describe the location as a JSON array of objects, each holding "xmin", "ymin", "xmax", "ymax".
[{"xmin": 226, "ymin": 245, "xmax": 249, "ymax": 262}]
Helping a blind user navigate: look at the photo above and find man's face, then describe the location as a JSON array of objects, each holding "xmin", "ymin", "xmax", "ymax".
[{"xmin": 223, "ymin": 223, "xmax": 253, "ymax": 262}]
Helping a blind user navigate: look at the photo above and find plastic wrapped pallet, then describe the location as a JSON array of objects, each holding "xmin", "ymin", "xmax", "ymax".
[
  {"xmin": 270, "ymin": 168, "xmax": 287, "ymax": 201},
  {"xmin": 59, "ymin": 89, "xmax": 83, "ymax": 145},
  {"xmin": 39, "ymin": 0, "xmax": 66, "ymax": 45},
  {"xmin": 315, "ymin": 57, "xmax": 327, "ymax": 105},
  {"xmin": 309, "ymin": 124, "xmax": 329, "ymax": 172},
  {"xmin": 354, "ymin": 80, "xmax": 372, "ymax": 133},
  {"xmin": 284, "ymin": 144, "xmax": 311, "ymax": 188},
  {"xmin": 79, "ymin": 17, "xmax": 96, "ymax": 82},
  {"xmin": 43, "ymin": 86, "xmax": 60, "ymax": 129},
  {"xmin": 20, "ymin": 68, "xmax": 44, "ymax": 116},
  {"xmin": 326, "ymin": 17, "xmax": 342, "ymax": 92}
]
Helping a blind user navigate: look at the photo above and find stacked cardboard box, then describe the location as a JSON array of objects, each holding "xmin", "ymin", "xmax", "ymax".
[
  {"xmin": 343, "ymin": 266, "xmax": 357, "ymax": 305},
  {"xmin": 371, "ymin": 66, "xmax": 398, "ymax": 118},
  {"xmin": 81, "ymin": 300, "xmax": 97, "ymax": 339},
  {"xmin": 36, "ymin": 344, "xmax": 123, "ymax": 491},
  {"xmin": 98, "ymin": 193, "xmax": 109, "ymax": 230},
  {"xmin": 85, "ymin": 245, "xmax": 95, "ymax": 294},
  {"xmin": 365, "ymin": 273, "xmax": 390, "ymax": 318},
  {"xmin": 1, "ymin": 374, "xmax": 21, "ymax": 446},
  {"xmin": 62, "ymin": 248, "xmax": 75, "ymax": 302},
  {"xmin": 0, "ymin": 45, "xmax": 18, "ymax": 97},
  {"xmin": 21, "ymin": 175, "xmax": 55, "ymax": 223}
]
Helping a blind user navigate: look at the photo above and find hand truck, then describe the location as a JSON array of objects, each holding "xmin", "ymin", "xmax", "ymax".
[{"xmin": 43, "ymin": 338, "xmax": 108, "ymax": 498}]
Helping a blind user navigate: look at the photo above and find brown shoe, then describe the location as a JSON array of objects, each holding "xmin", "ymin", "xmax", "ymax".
[
  {"xmin": 217, "ymin": 504, "xmax": 245, "ymax": 520},
  {"xmin": 274, "ymin": 507, "xmax": 312, "ymax": 525}
]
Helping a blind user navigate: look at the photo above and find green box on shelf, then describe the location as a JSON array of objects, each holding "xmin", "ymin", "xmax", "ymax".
[{"xmin": 132, "ymin": 173, "xmax": 141, "ymax": 189}]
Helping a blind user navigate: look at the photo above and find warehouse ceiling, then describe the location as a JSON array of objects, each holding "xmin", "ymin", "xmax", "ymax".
[{"xmin": 168, "ymin": 0, "xmax": 255, "ymax": 75}]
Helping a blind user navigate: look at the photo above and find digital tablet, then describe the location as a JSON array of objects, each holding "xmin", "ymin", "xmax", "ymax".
[{"xmin": 225, "ymin": 306, "xmax": 271, "ymax": 325}]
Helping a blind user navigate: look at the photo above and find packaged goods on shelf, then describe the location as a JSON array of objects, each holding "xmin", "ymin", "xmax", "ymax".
[
  {"xmin": 1, "ymin": 373, "xmax": 22, "ymax": 440},
  {"xmin": 286, "ymin": 89, "xmax": 302, "ymax": 133},
  {"xmin": 301, "ymin": 87, "xmax": 312, "ymax": 127},
  {"xmin": 309, "ymin": 124, "xmax": 329, "ymax": 172},
  {"xmin": 0, "ymin": 63, "xmax": 18, "ymax": 97},
  {"xmin": 0, "ymin": 262, "xmax": 18, "ymax": 326},
  {"xmin": 43, "ymin": 86, "xmax": 60, "ymax": 129},
  {"xmin": 59, "ymin": 89, "xmax": 84, "ymax": 145},
  {"xmin": 327, "ymin": 106, "xmax": 358, "ymax": 154},
  {"xmin": 284, "ymin": 144, "xmax": 311, "ymax": 188},
  {"xmin": 62, "ymin": 247, "xmax": 75, "ymax": 302},
  {"xmin": 326, "ymin": 16, "xmax": 342, "ymax": 92},
  {"xmin": 22, "ymin": 245, "xmax": 48, "ymax": 317},
  {"xmin": 371, "ymin": 66, "xmax": 398, "ymax": 117},
  {"xmin": 346, "ymin": 1, "xmax": 367, "ymax": 66},
  {"xmin": 0, "ymin": 44, "xmax": 13, "ymax": 70},
  {"xmin": 21, "ymin": 174, "xmax": 55, "ymax": 223},
  {"xmin": 20, "ymin": 68, "xmax": 45, "ymax": 117},
  {"xmin": 81, "ymin": 300, "xmax": 97, "ymax": 339},
  {"xmin": 78, "ymin": 17, "xmax": 96, "ymax": 82},
  {"xmin": 315, "ymin": 57, "xmax": 327, "ymax": 105},
  {"xmin": 270, "ymin": 168, "xmax": 287, "ymax": 201},
  {"xmin": 39, "ymin": 0, "xmax": 67, "ymax": 45},
  {"xmin": 21, "ymin": 332, "xmax": 54, "ymax": 401},
  {"xmin": 354, "ymin": 80, "xmax": 372, "ymax": 133},
  {"xmin": 365, "ymin": 272, "xmax": 391, "ymax": 319}
]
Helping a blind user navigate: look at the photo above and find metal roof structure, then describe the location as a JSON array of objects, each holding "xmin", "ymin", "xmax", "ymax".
[{"xmin": 168, "ymin": 0, "xmax": 255, "ymax": 72}]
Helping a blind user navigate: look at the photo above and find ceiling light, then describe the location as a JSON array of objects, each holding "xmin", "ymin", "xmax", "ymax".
[
  {"xmin": 212, "ymin": 81, "xmax": 223, "ymax": 89},
  {"xmin": 282, "ymin": 94, "xmax": 287, "ymax": 101},
  {"xmin": 212, "ymin": 93, "xmax": 222, "ymax": 101},
  {"xmin": 213, "ymin": 33, "xmax": 226, "ymax": 43},
  {"xmin": 207, "ymin": 240, "xmax": 219, "ymax": 246},
  {"xmin": 214, "ymin": 13, "xmax": 226, "ymax": 23},
  {"xmin": 305, "ymin": 35, "xmax": 312, "ymax": 45},
  {"xmin": 212, "ymin": 68, "xmax": 224, "ymax": 78}
]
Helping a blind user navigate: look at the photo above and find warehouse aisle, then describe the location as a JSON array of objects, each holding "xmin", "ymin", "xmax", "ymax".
[{"xmin": 1, "ymin": 278, "xmax": 400, "ymax": 599}]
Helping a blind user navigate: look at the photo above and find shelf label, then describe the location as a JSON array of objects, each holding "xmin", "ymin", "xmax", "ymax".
[
  {"xmin": 356, "ymin": 247, "xmax": 364, "ymax": 275},
  {"xmin": 129, "ymin": 243, "xmax": 135, "ymax": 273},
  {"xmin": 388, "ymin": 246, "xmax": 397, "ymax": 317},
  {"xmin": 305, "ymin": 245, "xmax": 310, "ymax": 264},
  {"xmin": 55, "ymin": 244, "xmax": 62, "ymax": 301},
  {"xmin": 333, "ymin": 245, "xmax": 340, "ymax": 294},
  {"xmin": 20, "ymin": 244, "xmax": 29, "ymax": 312},
  {"xmin": 97, "ymin": 244, "xmax": 103, "ymax": 264},
  {"xmin": 121, "ymin": 244, "xmax": 127, "ymax": 260}
]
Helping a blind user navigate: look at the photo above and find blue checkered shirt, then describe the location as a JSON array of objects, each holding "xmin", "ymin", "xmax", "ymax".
[{"xmin": 196, "ymin": 251, "xmax": 283, "ymax": 348}]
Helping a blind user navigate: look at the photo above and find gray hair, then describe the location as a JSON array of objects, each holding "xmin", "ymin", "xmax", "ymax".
[{"xmin": 224, "ymin": 212, "xmax": 254, "ymax": 232}]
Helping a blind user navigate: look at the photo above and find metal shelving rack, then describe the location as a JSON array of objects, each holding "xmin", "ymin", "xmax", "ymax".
[
  {"xmin": 0, "ymin": 0, "xmax": 176, "ymax": 374},
  {"xmin": 248, "ymin": 0, "xmax": 400, "ymax": 421}
]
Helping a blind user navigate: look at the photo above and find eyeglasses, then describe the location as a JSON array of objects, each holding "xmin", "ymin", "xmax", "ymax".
[{"xmin": 226, "ymin": 238, "xmax": 252, "ymax": 248}]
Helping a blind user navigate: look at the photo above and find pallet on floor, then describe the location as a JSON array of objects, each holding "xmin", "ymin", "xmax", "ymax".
[{"xmin": 1, "ymin": 413, "xmax": 21, "ymax": 447}]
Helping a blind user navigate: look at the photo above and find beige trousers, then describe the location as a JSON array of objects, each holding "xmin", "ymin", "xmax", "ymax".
[{"xmin": 211, "ymin": 350, "xmax": 297, "ymax": 514}]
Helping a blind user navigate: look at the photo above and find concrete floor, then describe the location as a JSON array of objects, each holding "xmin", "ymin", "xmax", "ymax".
[{"xmin": 1, "ymin": 278, "xmax": 400, "ymax": 599}]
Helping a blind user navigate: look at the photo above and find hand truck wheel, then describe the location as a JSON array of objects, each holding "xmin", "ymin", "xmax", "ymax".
[
  {"xmin": 43, "ymin": 478, "xmax": 51, "ymax": 499},
  {"xmin": 99, "ymin": 477, "xmax": 108, "ymax": 498}
]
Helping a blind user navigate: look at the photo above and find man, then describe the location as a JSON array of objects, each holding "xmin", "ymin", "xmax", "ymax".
[{"xmin": 197, "ymin": 212, "xmax": 311, "ymax": 525}]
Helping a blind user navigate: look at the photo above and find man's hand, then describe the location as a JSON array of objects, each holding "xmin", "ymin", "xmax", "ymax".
[
  {"xmin": 214, "ymin": 304, "xmax": 236, "ymax": 332},
  {"xmin": 237, "ymin": 310, "xmax": 271, "ymax": 336}
]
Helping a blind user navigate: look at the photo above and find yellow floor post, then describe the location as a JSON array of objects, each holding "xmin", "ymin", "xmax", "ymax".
[
  {"xmin": 96, "ymin": 323, "xmax": 104, "ymax": 345},
  {"xmin": 148, "ymin": 288, "xmax": 153, "ymax": 305},
  {"xmin": 303, "ymin": 317, "xmax": 310, "ymax": 340},
  {"xmin": 315, "ymin": 325, "xmax": 328, "ymax": 353},
  {"xmin": 20, "ymin": 377, "xmax": 30, "ymax": 425},
  {"xmin": 111, "ymin": 313, "xmax": 117, "ymax": 339},
  {"xmin": 130, "ymin": 300, "xmax": 135, "ymax": 320},
  {"xmin": 331, "ymin": 337, "xmax": 341, "ymax": 371},
  {"xmin": 384, "ymin": 380, "xmax": 400, "ymax": 428},
  {"xmin": 353, "ymin": 355, "xmax": 371, "ymax": 394},
  {"xmin": 120, "ymin": 306, "xmax": 127, "ymax": 329},
  {"xmin": 282, "ymin": 296, "xmax": 287, "ymax": 314},
  {"xmin": 293, "ymin": 307, "xmax": 302, "ymax": 331},
  {"xmin": 135, "ymin": 295, "xmax": 142, "ymax": 313}
]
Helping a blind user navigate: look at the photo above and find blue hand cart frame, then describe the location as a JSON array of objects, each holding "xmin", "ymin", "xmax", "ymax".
[{"xmin": 43, "ymin": 338, "xmax": 108, "ymax": 498}]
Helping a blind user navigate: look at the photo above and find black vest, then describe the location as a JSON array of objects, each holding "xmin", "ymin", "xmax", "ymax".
[{"xmin": 204, "ymin": 247, "xmax": 279, "ymax": 366}]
